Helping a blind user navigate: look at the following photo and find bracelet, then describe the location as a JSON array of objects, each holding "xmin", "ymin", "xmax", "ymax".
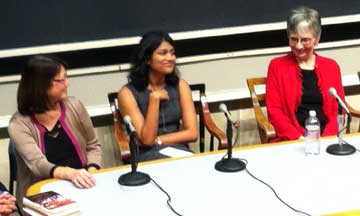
[
  {"xmin": 86, "ymin": 163, "xmax": 101, "ymax": 170},
  {"xmin": 54, "ymin": 166, "xmax": 65, "ymax": 179},
  {"xmin": 156, "ymin": 136, "xmax": 163, "ymax": 145}
]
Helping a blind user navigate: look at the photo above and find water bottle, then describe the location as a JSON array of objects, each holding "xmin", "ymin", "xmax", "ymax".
[{"xmin": 304, "ymin": 110, "xmax": 320, "ymax": 155}]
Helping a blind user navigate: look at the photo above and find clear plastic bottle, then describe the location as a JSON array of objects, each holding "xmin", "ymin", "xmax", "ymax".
[{"xmin": 304, "ymin": 110, "xmax": 321, "ymax": 155}]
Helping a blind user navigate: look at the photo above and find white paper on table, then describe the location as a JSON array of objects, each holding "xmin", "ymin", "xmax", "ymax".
[{"xmin": 159, "ymin": 147, "xmax": 194, "ymax": 158}]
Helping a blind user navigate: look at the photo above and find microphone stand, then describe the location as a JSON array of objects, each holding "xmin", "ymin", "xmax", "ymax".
[
  {"xmin": 326, "ymin": 104, "xmax": 356, "ymax": 156},
  {"xmin": 215, "ymin": 118, "xmax": 246, "ymax": 172},
  {"xmin": 118, "ymin": 130, "xmax": 150, "ymax": 186}
]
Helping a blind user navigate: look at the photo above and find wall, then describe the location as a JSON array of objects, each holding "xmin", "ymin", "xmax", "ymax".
[{"xmin": 1, "ymin": 44, "xmax": 360, "ymax": 116}]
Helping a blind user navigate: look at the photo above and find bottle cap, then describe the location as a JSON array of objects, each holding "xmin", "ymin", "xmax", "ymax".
[{"xmin": 309, "ymin": 110, "xmax": 316, "ymax": 117}]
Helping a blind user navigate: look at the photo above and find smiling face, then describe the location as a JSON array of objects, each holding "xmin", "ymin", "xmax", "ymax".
[
  {"xmin": 288, "ymin": 23, "xmax": 320, "ymax": 62},
  {"xmin": 47, "ymin": 65, "xmax": 68, "ymax": 103},
  {"xmin": 147, "ymin": 40, "xmax": 176, "ymax": 75}
]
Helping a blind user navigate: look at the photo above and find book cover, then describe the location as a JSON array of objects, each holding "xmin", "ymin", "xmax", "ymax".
[{"xmin": 23, "ymin": 191, "xmax": 79, "ymax": 216}]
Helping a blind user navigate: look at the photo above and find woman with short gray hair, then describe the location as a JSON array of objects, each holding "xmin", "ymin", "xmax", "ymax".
[
  {"xmin": 265, "ymin": 6, "xmax": 345, "ymax": 141},
  {"xmin": 287, "ymin": 6, "xmax": 321, "ymax": 37}
]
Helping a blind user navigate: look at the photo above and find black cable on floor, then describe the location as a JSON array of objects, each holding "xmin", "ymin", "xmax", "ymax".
[{"xmin": 150, "ymin": 177, "xmax": 183, "ymax": 216}]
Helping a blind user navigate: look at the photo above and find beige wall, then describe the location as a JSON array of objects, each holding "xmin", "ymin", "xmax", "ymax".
[
  {"xmin": 1, "ymin": 44, "xmax": 360, "ymax": 185},
  {"xmin": 1, "ymin": 45, "xmax": 360, "ymax": 116}
]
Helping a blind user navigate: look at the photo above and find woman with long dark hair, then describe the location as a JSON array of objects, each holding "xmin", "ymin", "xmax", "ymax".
[{"xmin": 118, "ymin": 31, "xmax": 198, "ymax": 161}]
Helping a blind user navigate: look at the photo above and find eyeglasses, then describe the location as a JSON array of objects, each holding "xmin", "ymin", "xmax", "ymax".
[
  {"xmin": 289, "ymin": 37, "xmax": 313, "ymax": 46},
  {"xmin": 53, "ymin": 77, "xmax": 68, "ymax": 83}
]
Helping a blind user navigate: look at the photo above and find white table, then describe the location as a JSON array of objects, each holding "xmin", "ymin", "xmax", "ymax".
[{"xmin": 28, "ymin": 134, "xmax": 360, "ymax": 216}]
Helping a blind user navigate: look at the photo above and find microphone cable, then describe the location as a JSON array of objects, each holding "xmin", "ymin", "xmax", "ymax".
[
  {"xmin": 232, "ymin": 120, "xmax": 240, "ymax": 148},
  {"xmin": 336, "ymin": 125, "xmax": 347, "ymax": 137},
  {"xmin": 239, "ymin": 158, "xmax": 312, "ymax": 216},
  {"xmin": 218, "ymin": 121, "xmax": 311, "ymax": 215},
  {"xmin": 150, "ymin": 177, "xmax": 183, "ymax": 216},
  {"xmin": 221, "ymin": 120, "xmax": 240, "ymax": 160},
  {"xmin": 335, "ymin": 136, "xmax": 360, "ymax": 153},
  {"xmin": 337, "ymin": 115, "xmax": 359, "ymax": 152},
  {"xmin": 343, "ymin": 140, "xmax": 360, "ymax": 152}
]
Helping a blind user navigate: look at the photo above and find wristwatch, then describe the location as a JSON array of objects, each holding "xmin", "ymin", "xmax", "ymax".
[{"xmin": 156, "ymin": 136, "xmax": 163, "ymax": 145}]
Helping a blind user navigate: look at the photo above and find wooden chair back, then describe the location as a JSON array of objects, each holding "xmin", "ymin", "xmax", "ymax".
[
  {"xmin": 246, "ymin": 77, "xmax": 275, "ymax": 143},
  {"xmin": 107, "ymin": 92, "xmax": 131, "ymax": 161},
  {"xmin": 246, "ymin": 76, "xmax": 360, "ymax": 140},
  {"xmin": 346, "ymin": 103, "xmax": 360, "ymax": 133}
]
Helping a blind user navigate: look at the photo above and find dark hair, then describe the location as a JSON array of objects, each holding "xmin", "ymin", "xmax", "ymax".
[
  {"xmin": 17, "ymin": 55, "xmax": 66, "ymax": 116},
  {"xmin": 128, "ymin": 31, "xmax": 179, "ymax": 91}
]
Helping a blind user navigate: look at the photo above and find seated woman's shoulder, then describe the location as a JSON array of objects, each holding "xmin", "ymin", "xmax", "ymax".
[
  {"xmin": 119, "ymin": 83, "xmax": 130, "ymax": 91},
  {"xmin": 118, "ymin": 85, "xmax": 132, "ymax": 96},
  {"xmin": 178, "ymin": 79, "xmax": 190, "ymax": 87},
  {"xmin": 8, "ymin": 111, "xmax": 31, "ymax": 127},
  {"xmin": 316, "ymin": 55, "xmax": 338, "ymax": 65},
  {"xmin": 63, "ymin": 96, "xmax": 87, "ymax": 111},
  {"xmin": 64, "ymin": 96, "xmax": 81, "ymax": 105},
  {"xmin": 270, "ymin": 53, "xmax": 293, "ymax": 64}
]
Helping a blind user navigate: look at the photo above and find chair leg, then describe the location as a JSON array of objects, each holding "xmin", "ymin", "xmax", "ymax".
[
  {"xmin": 9, "ymin": 157, "xmax": 15, "ymax": 194},
  {"xmin": 8, "ymin": 142, "xmax": 16, "ymax": 195},
  {"xmin": 8, "ymin": 176, "xmax": 14, "ymax": 195},
  {"xmin": 210, "ymin": 135, "xmax": 214, "ymax": 151},
  {"xmin": 200, "ymin": 117, "xmax": 205, "ymax": 153}
]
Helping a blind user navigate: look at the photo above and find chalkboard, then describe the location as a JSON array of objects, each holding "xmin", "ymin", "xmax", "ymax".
[
  {"xmin": 0, "ymin": 0, "xmax": 359, "ymax": 76},
  {"xmin": 1, "ymin": 0, "xmax": 359, "ymax": 50}
]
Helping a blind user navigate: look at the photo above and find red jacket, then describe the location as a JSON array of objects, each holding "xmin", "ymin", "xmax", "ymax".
[{"xmin": 265, "ymin": 52, "xmax": 345, "ymax": 141}]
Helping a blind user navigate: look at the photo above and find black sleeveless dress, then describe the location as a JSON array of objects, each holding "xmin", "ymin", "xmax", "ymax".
[{"xmin": 126, "ymin": 82, "xmax": 191, "ymax": 161}]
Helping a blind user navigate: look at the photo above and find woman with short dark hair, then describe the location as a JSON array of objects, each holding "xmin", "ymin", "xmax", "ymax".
[
  {"xmin": 8, "ymin": 55, "xmax": 101, "ymax": 206},
  {"xmin": 266, "ymin": 6, "xmax": 345, "ymax": 141},
  {"xmin": 118, "ymin": 31, "xmax": 198, "ymax": 161}
]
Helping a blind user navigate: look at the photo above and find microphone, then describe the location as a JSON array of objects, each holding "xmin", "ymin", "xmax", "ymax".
[
  {"xmin": 328, "ymin": 87, "xmax": 350, "ymax": 115},
  {"xmin": 219, "ymin": 103, "xmax": 239, "ymax": 128},
  {"xmin": 326, "ymin": 87, "xmax": 355, "ymax": 156},
  {"xmin": 215, "ymin": 103, "xmax": 246, "ymax": 173},
  {"xmin": 123, "ymin": 115, "xmax": 136, "ymax": 134},
  {"xmin": 118, "ymin": 115, "xmax": 150, "ymax": 186}
]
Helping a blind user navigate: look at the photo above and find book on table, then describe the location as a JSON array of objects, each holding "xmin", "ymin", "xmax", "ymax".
[{"xmin": 23, "ymin": 191, "xmax": 80, "ymax": 216}]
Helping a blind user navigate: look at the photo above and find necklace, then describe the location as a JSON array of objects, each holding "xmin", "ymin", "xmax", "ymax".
[
  {"xmin": 148, "ymin": 85, "xmax": 164, "ymax": 92},
  {"xmin": 160, "ymin": 103, "xmax": 168, "ymax": 133},
  {"xmin": 148, "ymin": 84, "xmax": 168, "ymax": 133}
]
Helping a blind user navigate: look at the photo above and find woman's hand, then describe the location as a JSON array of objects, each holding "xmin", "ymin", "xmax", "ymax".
[
  {"xmin": 87, "ymin": 167, "xmax": 98, "ymax": 174},
  {"xmin": 0, "ymin": 192, "xmax": 16, "ymax": 215},
  {"xmin": 150, "ymin": 89, "xmax": 169, "ymax": 101},
  {"xmin": 55, "ymin": 167, "xmax": 96, "ymax": 189},
  {"xmin": 67, "ymin": 168, "xmax": 96, "ymax": 189}
]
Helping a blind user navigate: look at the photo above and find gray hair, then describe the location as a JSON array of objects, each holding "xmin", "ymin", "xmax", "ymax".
[{"xmin": 287, "ymin": 6, "xmax": 321, "ymax": 37}]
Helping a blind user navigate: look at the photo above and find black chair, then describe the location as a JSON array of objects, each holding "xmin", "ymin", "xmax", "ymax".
[
  {"xmin": 8, "ymin": 140, "xmax": 16, "ymax": 195},
  {"xmin": 107, "ymin": 83, "xmax": 227, "ymax": 162}
]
